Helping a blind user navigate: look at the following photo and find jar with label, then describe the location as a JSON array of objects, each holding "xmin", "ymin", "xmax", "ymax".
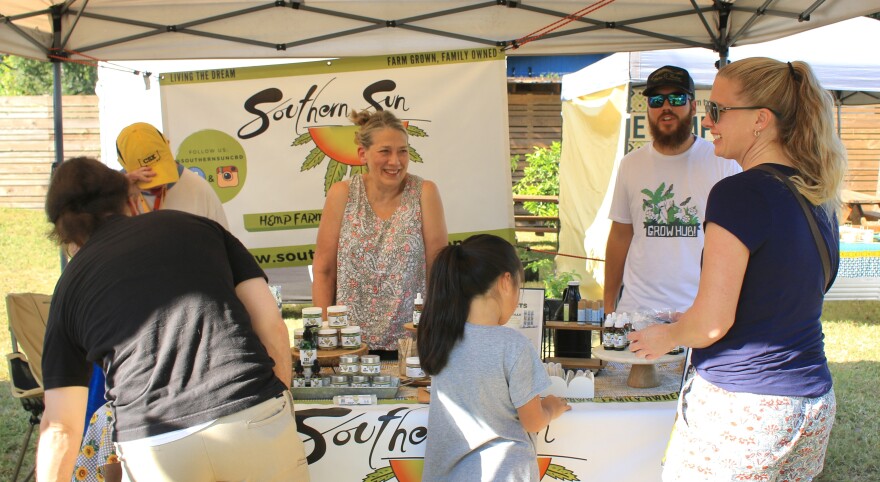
[
  {"xmin": 613, "ymin": 316, "xmax": 627, "ymax": 351},
  {"xmin": 371, "ymin": 375, "xmax": 392, "ymax": 387},
  {"xmin": 327, "ymin": 305, "xmax": 349, "ymax": 328},
  {"xmin": 350, "ymin": 375, "xmax": 371, "ymax": 388},
  {"xmin": 302, "ymin": 307, "xmax": 323, "ymax": 328},
  {"xmin": 405, "ymin": 357, "xmax": 426, "ymax": 379},
  {"xmin": 360, "ymin": 354, "xmax": 381, "ymax": 375},
  {"xmin": 602, "ymin": 314, "xmax": 616, "ymax": 351},
  {"xmin": 330, "ymin": 375, "xmax": 349, "ymax": 388},
  {"xmin": 317, "ymin": 328, "xmax": 338, "ymax": 350},
  {"xmin": 293, "ymin": 328, "xmax": 305, "ymax": 349},
  {"xmin": 340, "ymin": 326, "xmax": 362, "ymax": 349},
  {"xmin": 339, "ymin": 354, "xmax": 360, "ymax": 374}
]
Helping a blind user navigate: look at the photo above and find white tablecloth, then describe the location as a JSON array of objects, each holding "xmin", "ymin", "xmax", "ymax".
[{"xmin": 294, "ymin": 399, "xmax": 677, "ymax": 481}]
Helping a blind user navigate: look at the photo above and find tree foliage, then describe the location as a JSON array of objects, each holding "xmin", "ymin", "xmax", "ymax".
[
  {"xmin": 0, "ymin": 55, "xmax": 97, "ymax": 95},
  {"xmin": 512, "ymin": 141, "xmax": 561, "ymax": 217}
]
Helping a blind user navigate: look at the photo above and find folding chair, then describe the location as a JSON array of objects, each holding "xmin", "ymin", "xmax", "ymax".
[{"xmin": 6, "ymin": 293, "xmax": 51, "ymax": 482}]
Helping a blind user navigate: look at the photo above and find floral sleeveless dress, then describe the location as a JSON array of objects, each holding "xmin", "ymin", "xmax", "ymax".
[{"xmin": 337, "ymin": 174, "xmax": 425, "ymax": 350}]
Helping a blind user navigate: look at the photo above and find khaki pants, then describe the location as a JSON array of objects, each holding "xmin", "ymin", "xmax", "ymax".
[{"xmin": 117, "ymin": 391, "xmax": 309, "ymax": 482}]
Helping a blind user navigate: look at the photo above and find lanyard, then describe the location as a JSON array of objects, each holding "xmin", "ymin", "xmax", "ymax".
[{"xmin": 127, "ymin": 186, "xmax": 166, "ymax": 216}]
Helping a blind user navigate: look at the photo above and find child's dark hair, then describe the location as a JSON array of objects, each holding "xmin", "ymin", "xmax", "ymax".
[
  {"xmin": 417, "ymin": 234, "xmax": 523, "ymax": 375},
  {"xmin": 45, "ymin": 156, "xmax": 129, "ymax": 248}
]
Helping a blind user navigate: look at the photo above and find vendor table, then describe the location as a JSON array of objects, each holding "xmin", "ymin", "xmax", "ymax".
[
  {"xmin": 291, "ymin": 361, "xmax": 679, "ymax": 481},
  {"xmin": 825, "ymin": 242, "xmax": 880, "ymax": 300},
  {"xmin": 294, "ymin": 400, "xmax": 676, "ymax": 482}
]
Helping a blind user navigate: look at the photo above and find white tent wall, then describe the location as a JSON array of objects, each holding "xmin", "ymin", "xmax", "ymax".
[{"xmin": 558, "ymin": 16, "xmax": 880, "ymax": 300}]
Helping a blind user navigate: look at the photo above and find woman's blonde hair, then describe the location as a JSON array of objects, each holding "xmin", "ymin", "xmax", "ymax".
[
  {"xmin": 349, "ymin": 109, "xmax": 407, "ymax": 149},
  {"xmin": 718, "ymin": 57, "xmax": 846, "ymax": 210}
]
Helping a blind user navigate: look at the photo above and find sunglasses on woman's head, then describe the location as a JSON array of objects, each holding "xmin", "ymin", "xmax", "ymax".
[
  {"xmin": 647, "ymin": 93, "xmax": 689, "ymax": 108},
  {"xmin": 704, "ymin": 100, "xmax": 777, "ymax": 124}
]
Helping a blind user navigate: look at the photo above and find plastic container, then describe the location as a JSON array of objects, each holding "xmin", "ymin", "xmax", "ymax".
[
  {"xmin": 293, "ymin": 328, "xmax": 304, "ymax": 348},
  {"xmin": 360, "ymin": 354, "xmax": 381, "ymax": 375},
  {"xmin": 412, "ymin": 293, "xmax": 423, "ymax": 326},
  {"xmin": 371, "ymin": 375, "xmax": 392, "ymax": 387},
  {"xmin": 351, "ymin": 375, "xmax": 371, "ymax": 388},
  {"xmin": 327, "ymin": 305, "xmax": 349, "ymax": 328},
  {"xmin": 302, "ymin": 307, "xmax": 323, "ymax": 328},
  {"xmin": 405, "ymin": 357, "xmax": 426, "ymax": 379},
  {"xmin": 562, "ymin": 280, "xmax": 582, "ymax": 322},
  {"xmin": 339, "ymin": 354, "xmax": 360, "ymax": 374},
  {"xmin": 330, "ymin": 375, "xmax": 349, "ymax": 388},
  {"xmin": 317, "ymin": 328, "xmax": 338, "ymax": 350},
  {"xmin": 340, "ymin": 326, "xmax": 362, "ymax": 349}
]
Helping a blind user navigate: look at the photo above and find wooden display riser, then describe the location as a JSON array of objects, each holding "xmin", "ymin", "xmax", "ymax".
[{"xmin": 544, "ymin": 356, "xmax": 606, "ymax": 371}]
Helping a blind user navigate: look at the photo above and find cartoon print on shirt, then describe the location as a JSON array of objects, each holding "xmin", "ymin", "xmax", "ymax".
[{"xmin": 641, "ymin": 182, "xmax": 700, "ymax": 237}]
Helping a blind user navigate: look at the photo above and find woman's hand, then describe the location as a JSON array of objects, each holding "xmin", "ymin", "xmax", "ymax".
[{"xmin": 628, "ymin": 323, "xmax": 676, "ymax": 360}]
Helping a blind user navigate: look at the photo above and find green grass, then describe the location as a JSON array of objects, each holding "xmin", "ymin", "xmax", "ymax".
[{"xmin": 0, "ymin": 209, "xmax": 878, "ymax": 480}]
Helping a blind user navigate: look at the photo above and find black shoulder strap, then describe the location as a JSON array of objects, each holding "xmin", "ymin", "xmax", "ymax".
[{"xmin": 753, "ymin": 164, "xmax": 833, "ymax": 292}]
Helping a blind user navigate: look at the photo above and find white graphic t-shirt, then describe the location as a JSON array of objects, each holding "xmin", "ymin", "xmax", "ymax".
[{"xmin": 608, "ymin": 137, "xmax": 740, "ymax": 312}]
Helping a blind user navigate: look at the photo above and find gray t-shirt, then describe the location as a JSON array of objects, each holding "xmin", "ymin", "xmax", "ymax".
[{"xmin": 422, "ymin": 323, "xmax": 551, "ymax": 481}]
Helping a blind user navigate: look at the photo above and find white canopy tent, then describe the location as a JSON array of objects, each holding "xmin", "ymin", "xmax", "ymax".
[
  {"xmin": 3, "ymin": 1, "xmax": 878, "ymax": 62},
  {"xmin": 557, "ymin": 15, "xmax": 880, "ymax": 299},
  {"xmin": 2, "ymin": 0, "xmax": 878, "ymax": 168}
]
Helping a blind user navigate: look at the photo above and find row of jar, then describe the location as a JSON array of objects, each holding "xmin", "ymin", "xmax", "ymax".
[
  {"xmin": 302, "ymin": 305, "xmax": 350, "ymax": 329},
  {"xmin": 295, "ymin": 325, "xmax": 362, "ymax": 350},
  {"xmin": 292, "ymin": 374, "xmax": 395, "ymax": 388}
]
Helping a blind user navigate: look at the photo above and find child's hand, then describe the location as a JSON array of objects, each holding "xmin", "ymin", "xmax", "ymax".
[{"xmin": 542, "ymin": 395, "xmax": 571, "ymax": 420}]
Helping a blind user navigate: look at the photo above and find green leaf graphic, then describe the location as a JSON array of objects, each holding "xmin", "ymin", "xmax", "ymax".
[
  {"xmin": 301, "ymin": 147, "xmax": 326, "ymax": 171},
  {"xmin": 324, "ymin": 159, "xmax": 347, "ymax": 194},
  {"xmin": 546, "ymin": 463, "xmax": 580, "ymax": 481},
  {"xmin": 351, "ymin": 165, "xmax": 367, "ymax": 176},
  {"xmin": 407, "ymin": 125, "xmax": 428, "ymax": 137},
  {"xmin": 409, "ymin": 146, "xmax": 423, "ymax": 163},
  {"xmin": 680, "ymin": 196, "xmax": 691, "ymax": 206},
  {"xmin": 292, "ymin": 132, "xmax": 312, "ymax": 146},
  {"xmin": 362, "ymin": 466, "xmax": 395, "ymax": 482}
]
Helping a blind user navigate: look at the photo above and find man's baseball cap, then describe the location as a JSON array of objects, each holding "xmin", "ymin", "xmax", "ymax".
[
  {"xmin": 116, "ymin": 122, "xmax": 179, "ymax": 190},
  {"xmin": 643, "ymin": 65, "xmax": 695, "ymax": 96}
]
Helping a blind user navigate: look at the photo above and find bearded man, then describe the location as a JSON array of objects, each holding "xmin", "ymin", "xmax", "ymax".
[{"xmin": 604, "ymin": 66, "xmax": 741, "ymax": 315}]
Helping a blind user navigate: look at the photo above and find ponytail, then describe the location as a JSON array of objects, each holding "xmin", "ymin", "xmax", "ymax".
[
  {"xmin": 718, "ymin": 58, "xmax": 846, "ymax": 212},
  {"xmin": 417, "ymin": 235, "xmax": 523, "ymax": 375}
]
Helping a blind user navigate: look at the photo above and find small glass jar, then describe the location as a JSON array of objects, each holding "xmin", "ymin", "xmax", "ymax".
[
  {"xmin": 360, "ymin": 354, "xmax": 381, "ymax": 375},
  {"xmin": 327, "ymin": 305, "xmax": 349, "ymax": 328},
  {"xmin": 339, "ymin": 354, "xmax": 360, "ymax": 374},
  {"xmin": 330, "ymin": 375, "xmax": 349, "ymax": 387},
  {"xmin": 371, "ymin": 375, "xmax": 392, "ymax": 387},
  {"xmin": 405, "ymin": 357, "xmax": 426, "ymax": 379},
  {"xmin": 340, "ymin": 326, "xmax": 362, "ymax": 349},
  {"xmin": 302, "ymin": 307, "xmax": 323, "ymax": 329},
  {"xmin": 351, "ymin": 375, "xmax": 370, "ymax": 388},
  {"xmin": 317, "ymin": 328, "xmax": 338, "ymax": 350},
  {"xmin": 293, "ymin": 328, "xmax": 304, "ymax": 348}
]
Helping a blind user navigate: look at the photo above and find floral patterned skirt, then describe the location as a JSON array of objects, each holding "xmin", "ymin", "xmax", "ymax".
[
  {"xmin": 73, "ymin": 403, "xmax": 119, "ymax": 482},
  {"xmin": 662, "ymin": 374, "xmax": 835, "ymax": 482}
]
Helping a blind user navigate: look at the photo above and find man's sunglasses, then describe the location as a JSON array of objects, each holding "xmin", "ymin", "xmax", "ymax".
[
  {"xmin": 704, "ymin": 100, "xmax": 777, "ymax": 124},
  {"xmin": 647, "ymin": 93, "xmax": 689, "ymax": 108}
]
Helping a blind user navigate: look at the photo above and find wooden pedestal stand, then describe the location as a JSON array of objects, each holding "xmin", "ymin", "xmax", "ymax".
[
  {"xmin": 592, "ymin": 346, "xmax": 684, "ymax": 388},
  {"xmin": 291, "ymin": 343, "xmax": 368, "ymax": 367}
]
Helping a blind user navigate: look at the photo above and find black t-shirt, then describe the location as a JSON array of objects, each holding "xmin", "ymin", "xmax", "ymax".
[{"xmin": 43, "ymin": 210, "xmax": 286, "ymax": 442}]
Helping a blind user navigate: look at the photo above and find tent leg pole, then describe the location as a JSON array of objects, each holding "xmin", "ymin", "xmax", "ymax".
[{"xmin": 51, "ymin": 60, "xmax": 68, "ymax": 270}]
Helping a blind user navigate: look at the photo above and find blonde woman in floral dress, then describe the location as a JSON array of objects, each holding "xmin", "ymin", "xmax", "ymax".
[{"xmin": 313, "ymin": 109, "xmax": 447, "ymax": 357}]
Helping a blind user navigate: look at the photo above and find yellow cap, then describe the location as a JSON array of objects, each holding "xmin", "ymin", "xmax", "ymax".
[{"xmin": 116, "ymin": 122, "xmax": 179, "ymax": 190}]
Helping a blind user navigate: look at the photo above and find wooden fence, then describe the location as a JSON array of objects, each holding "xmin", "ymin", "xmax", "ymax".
[
  {"xmin": 0, "ymin": 95, "xmax": 100, "ymax": 209},
  {"xmin": 1, "ymin": 91, "xmax": 877, "ymax": 210}
]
